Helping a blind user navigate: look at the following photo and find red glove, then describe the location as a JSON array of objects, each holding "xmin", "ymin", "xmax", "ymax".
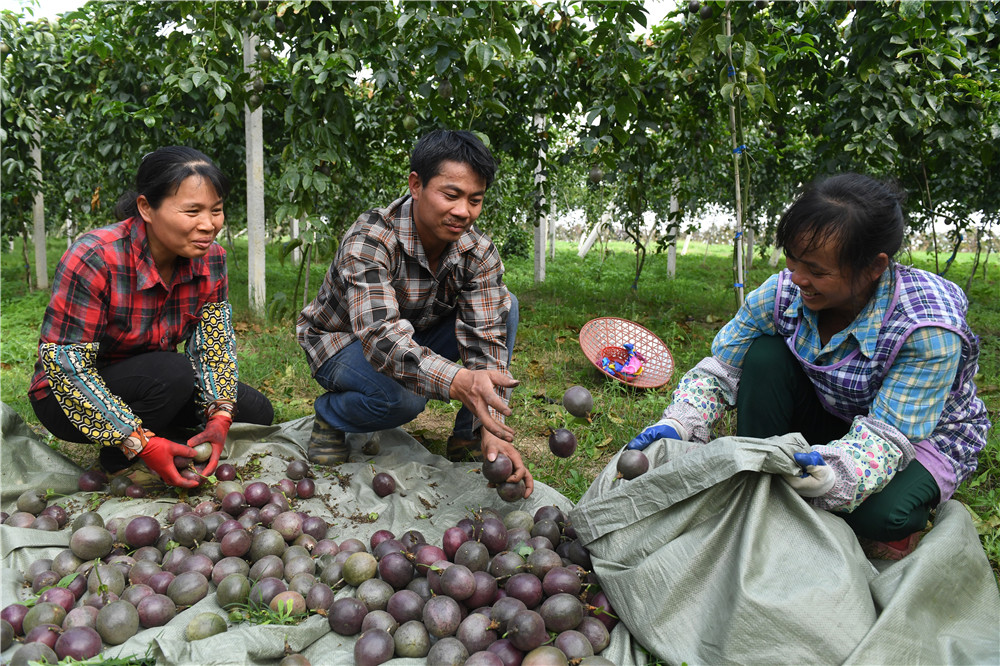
[
  {"xmin": 186, "ymin": 413, "xmax": 232, "ymax": 477},
  {"xmin": 138, "ymin": 435, "xmax": 199, "ymax": 488}
]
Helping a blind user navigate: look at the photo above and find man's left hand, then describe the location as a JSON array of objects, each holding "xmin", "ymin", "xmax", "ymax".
[
  {"xmin": 482, "ymin": 430, "xmax": 534, "ymax": 498},
  {"xmin": 449, "ymin": 368, "xmax": 518, "ymax": 442},
  {"xmin": 186, "ymin": 414, "xmax": 232, "ymax": 477}
]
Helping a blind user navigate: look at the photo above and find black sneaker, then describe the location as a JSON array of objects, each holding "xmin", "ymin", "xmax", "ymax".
[{"xmin": 307, "ymin": 414, "xmax": 349, "ymax": 465}]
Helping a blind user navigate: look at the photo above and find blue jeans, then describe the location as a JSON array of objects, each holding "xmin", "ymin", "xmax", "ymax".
[{"xmin": 312, "ymin": 294, "xmax": 518, "ymax": 439}]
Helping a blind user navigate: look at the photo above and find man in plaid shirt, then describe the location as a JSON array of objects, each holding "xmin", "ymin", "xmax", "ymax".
[
  {"xmin": 30, "ymin": 146, "xmax": 273, "ymax": 488},
  {"xmin": 297, "ymin": 130, "xmax": 532, "ymax": 497}
]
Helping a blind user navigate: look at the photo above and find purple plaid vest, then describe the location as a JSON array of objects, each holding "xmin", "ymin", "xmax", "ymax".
[{"xmin": 772, "ymin": 264, "xmax": 989, "ymax": 488}]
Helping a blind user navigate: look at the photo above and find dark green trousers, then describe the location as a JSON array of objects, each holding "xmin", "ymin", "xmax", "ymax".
[{"xmin": 735, "ymin": 335, "xmax": 940, "ymax": 541}]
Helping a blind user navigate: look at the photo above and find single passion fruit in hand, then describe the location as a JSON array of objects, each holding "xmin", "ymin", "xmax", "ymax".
[
  {"xmin": 562, "ymin": 385, "xmax": 593, "ymax": 417},
  {"xmin": 191, "ymin": 442, "xmax": 213, "ymax": 463},
  {"xmin": 497, "ymin": 480, "xmax": 526, "ymax": 502},
  {"xmin": 617, "ymin": 449, "xmax": 649, "ymax": 480},
  {"xmin": 481, "ymin": 454, "xmax": 513, "ymax": 484},
  {"xmin": 372, "ymin": 473, "xmax": 396, "ymax": 497},
  {"xmin": 548, "ymin": 428, "xmax": 578, "ymax": 458}
]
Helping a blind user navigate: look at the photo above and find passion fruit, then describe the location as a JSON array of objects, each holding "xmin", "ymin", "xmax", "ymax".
[
  {"xmin": 616, "ymin": 449, "xmax": 649, "ymax": 480},
  {"xmin": 562, "ymin": 385, "xmax": 593, "ymax": 417},
  {"xmin": 96, "ymin": 600, "xmax": 139, "ymax": 645},
  {"xmin": 70, "ymin": 525, "xmax": 113, "ymax": 561},
  {"xmin": 482, "ymin": 453, "xmax": 513, "ymax": 484},
  {"xmin": 184, "ymin": 612, "xmax": 227, "ymax": 641}
]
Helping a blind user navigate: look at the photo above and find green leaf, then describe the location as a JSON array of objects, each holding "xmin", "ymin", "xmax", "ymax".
[
  {"xmin": 688, "ymin": 21, "xmax": 714, "ymax": 65},
  {"xmin": 743, "ymin": 41, "xmax": 759, "ymax": 68},
  {"xmin": 715, "ymin": 34, "xmax": 732, "ymax": 54},
  {"xmin": 475, "ymin": 42, "xmax": 493, "ymax": 71}
]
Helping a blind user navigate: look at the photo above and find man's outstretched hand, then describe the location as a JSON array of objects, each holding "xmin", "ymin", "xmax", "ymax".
[
  {"xmin": 449, "ymin": 368, "xmax": 518, "ymax": 442},
  {"xmin": 482, "ymin": 430, "xmax": 534, "ymax": 498}
]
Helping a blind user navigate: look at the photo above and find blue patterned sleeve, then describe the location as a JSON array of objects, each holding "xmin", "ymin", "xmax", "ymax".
[{"xmin": 662, "ymin": 275, "xmax": 781, "ymax": 442}]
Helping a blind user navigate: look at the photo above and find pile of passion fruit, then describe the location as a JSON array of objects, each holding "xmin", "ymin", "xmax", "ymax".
[{"xmin": 3, "ymin": 460, "xmax": 619, "ymax": 666}]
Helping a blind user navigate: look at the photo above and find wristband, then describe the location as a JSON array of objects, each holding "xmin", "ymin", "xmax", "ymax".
[
  {"xmin": 208, "ymin": 401, "xmax": 235, "ymax": 421},
  {"xmin": 117, "ymin": 428, "xmax": 153, "ymax": 460}
]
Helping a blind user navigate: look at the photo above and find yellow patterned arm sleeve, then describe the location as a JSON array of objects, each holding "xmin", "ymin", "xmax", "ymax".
[
  {"xmin": 38, "ymin": 341, "xmax": 141, "ymax": 448},
  {"xmin": 186, "ymin": 300, "xmax": 239, "ymax": 417}
]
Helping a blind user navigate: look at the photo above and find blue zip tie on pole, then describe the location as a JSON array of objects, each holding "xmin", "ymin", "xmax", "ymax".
[
  {"xmin": 732, "ymin": 144, "xmax": 747, "ymax": 154},
  {"xmin": 734, "ymin": 231, "xmax": 742, "ymax": 240},
  {"xmin": 734, "ymin": 283, "xmax": 744, "ymax": 288},
  {"xmin": 727, "ymin": 66, "xmax": 736, "ymax": 78}
]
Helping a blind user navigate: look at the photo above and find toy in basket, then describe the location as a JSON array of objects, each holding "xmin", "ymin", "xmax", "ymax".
[
  {"xmin": 601, "ymin": 343, "xmax": 645, "ymax": 380},
  {"xmin": 578, "ymin": 317, "xmax": 675, "ymax": 389}
]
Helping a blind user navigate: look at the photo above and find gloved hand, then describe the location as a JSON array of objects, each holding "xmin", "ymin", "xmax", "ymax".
[
  {"xmin": 139, "ymin": 435, "xmax": 199, "ymax": 488},
  {"xmin": 626, "ymin": 418, "xmax": 686, "ymax": 451},
  {"xmin": 186, "ymin": 413, "xmax": 232, "ymax": 477},
  {"xmin": 782, "ymin": 450, "xmax": 836, "ymax": 498}
]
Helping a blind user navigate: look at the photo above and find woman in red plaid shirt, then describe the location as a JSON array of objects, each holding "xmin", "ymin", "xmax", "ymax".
[{"xmin": 29, "ymin": 146, "xmax": 273, "ymax": 488}]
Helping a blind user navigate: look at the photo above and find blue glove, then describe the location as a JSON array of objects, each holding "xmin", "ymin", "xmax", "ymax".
[
  {"xmin": 793, "ymin": 451, "xmax": 825, "ymax": 477},
  {"xmin": 783, "ymin": 450, "xmax": 836, "ymax": 497},
  {"xmin": 626, "ymin": 419, "xmax": 685, "ymax": 451}
]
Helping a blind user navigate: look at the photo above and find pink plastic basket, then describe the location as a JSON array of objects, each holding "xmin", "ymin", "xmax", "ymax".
[{"xmin": 579, "ymin": 317, "xmax": 675, "ymax": 389}]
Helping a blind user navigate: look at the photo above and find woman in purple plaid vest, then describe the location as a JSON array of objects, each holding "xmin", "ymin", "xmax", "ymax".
[{"xmin": 627, "ymin": 173, "xmax": 990, "ymax": 559}]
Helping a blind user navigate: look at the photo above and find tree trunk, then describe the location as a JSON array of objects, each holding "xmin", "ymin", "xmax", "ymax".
[
  {"xmin": 744, "ymin": 227, "xmax": 754, "ymax": 270},
  {"xmin": 578, "ymin": 222, "xmax": 601, "ymax": 259},
  {"xmin": 31, "ymin": 135, "xmax": 49, "ymax": 290},
  {"xmin": 21, "ymin": 227, "xmax": 33, "ymax": 291},
  {"xmin": 769, "ymin": 246, "xmax": 782, "ymax": 267},
  {"xmin": 667, "ymin": 190, "xmax": 679, "ymax": 279},
  {"xmin": 302, "ymin": 243, "xmax": 312, "ymax": 308},
  {"xmin": 549, "ymin": 197, "xmax": 556, "ymax": 260},
  {"xmin": 243, "ymin": 31, "xmax": 266, "ymax": 317}
]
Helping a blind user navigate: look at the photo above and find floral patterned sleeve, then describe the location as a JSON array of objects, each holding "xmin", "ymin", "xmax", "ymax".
[{"xmin": 660, "ymin": 275, "xmax": 780, "ymax": 443}]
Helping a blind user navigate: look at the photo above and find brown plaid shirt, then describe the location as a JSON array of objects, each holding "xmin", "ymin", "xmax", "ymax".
[{"xmin": 297, "ymin": 195, "xmax": 513, "ymax": 422}]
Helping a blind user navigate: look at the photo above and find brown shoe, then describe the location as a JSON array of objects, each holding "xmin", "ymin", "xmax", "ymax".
[
  {"xmin": 361, "ymin": 431, "xmax": 381, "ymax": 456},
  {"xmin": 446, "ymin": 435, "xmax": 484, "ymax": 463},
  {"xmin": 307, "ymin": 415, "xmax": 349, "ymax": 465}
]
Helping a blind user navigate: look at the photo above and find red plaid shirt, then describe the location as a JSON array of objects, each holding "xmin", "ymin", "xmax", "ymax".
[{"xmin": 29, "ymin": 217, "xmax": 236, "ymax": 445}]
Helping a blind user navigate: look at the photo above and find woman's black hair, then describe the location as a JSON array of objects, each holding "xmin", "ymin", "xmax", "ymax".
[
  {"xmin": 114, "ymin": 146, "xmax": 231, "ymax": 220},
  {"xmin": 409, "ymin": 129, "xmax": 497, "ymax": 190},
  {"xmin": 775, "ymin": 172, "xmax": 906, "ymax": 280}
]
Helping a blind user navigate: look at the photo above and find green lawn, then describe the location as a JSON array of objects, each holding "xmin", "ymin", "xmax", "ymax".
[{"xmin": 2, "ymin": 235, "xmax": 997, "ymax": 579}]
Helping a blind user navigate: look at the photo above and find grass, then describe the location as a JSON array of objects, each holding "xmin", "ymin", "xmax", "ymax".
[{"xmin": 2, "ymin": 235, "xmax": 997, "ymax": 580}]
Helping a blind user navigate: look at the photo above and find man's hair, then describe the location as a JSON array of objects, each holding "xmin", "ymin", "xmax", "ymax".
[{"xmin": 409, "ymin": 130, "xmax": 497, "ymax": 189}]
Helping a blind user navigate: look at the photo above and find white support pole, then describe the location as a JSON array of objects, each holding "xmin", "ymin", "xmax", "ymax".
[
  {"xmin": 532, "ymin": 112, "xmax": 547, "ymax": 283},
  {"xmin": 31, "ymin": 134, "xmax": 48, "ymax": 290},
  {"xmin": 243, "ymin": 32, "xmax": 266, "ymax": 316}
]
